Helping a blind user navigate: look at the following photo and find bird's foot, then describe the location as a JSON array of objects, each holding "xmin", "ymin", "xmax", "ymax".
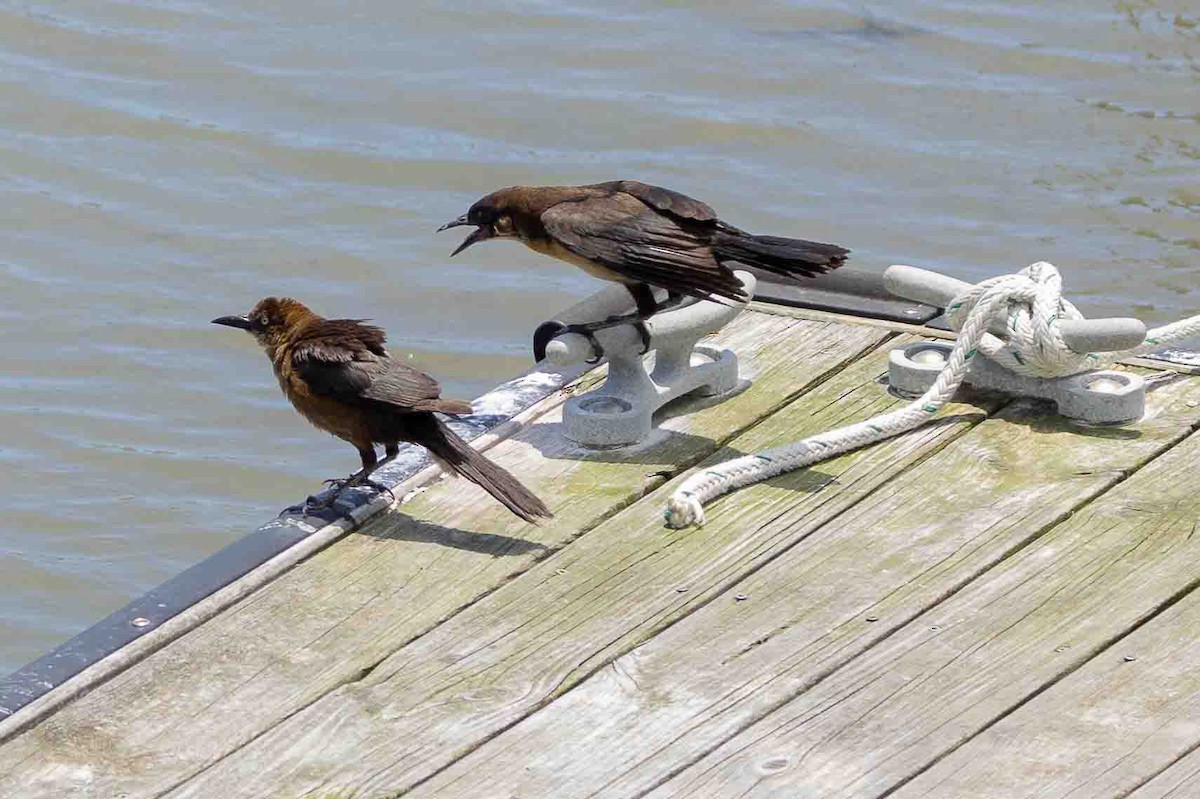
[
  {"xmin": 534, "ymin": 320, "xmax": 569, "ymax": 363},
  {"xmin": 532, "ymin": 315, "xmax": 653, "ymax": 363},
  {"xmin": 278, "ymin": 492, "xmax": 332, "ymax": 517},
  {"xmin": 278, "ymin": 475, "xmax": 393, "ymax": 518},
  {"xmin": 328, "ymin": 473, "xmax": 392, "ymax": 495},
  {"xmin": 533, "ymin": 320, "xmax": 605, "ymax": 363}
]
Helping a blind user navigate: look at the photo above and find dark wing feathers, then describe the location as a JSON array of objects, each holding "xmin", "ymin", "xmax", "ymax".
[
  {"xmin": 295, "ymin": 357, "xmax": 374, "ymax": 399},
  {"xmin": 542, "ymin": 193, "xmax": 748, "ymax": 302},
  {"xmin": 587, "ymin": 181, "xmax": 717, "ymax": 224},
  {"xmin": 291, "ymin": 321, "xmax": 465, "ymax": 413}
]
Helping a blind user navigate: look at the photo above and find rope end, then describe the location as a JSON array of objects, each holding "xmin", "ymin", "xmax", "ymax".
[{"xmin": 664, "ymin": 494, "xmax": 705, "ymax": 529}]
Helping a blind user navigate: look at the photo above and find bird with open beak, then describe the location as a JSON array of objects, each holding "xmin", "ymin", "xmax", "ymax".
[
  {"xmin": 212, "ymin": 297, "xmax": 552, "ymax": 521},
  {"xmin": 440, "ymin": 180, "xmax": 848, "ymax": 359}
]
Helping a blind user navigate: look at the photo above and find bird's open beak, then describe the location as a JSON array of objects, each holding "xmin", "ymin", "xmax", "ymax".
[
  {"xmin": 438, "ymin": 214, "xmax": 493, "ymax": 256},
  {"xmin": 211, "ymin": 315, "xmax": 253, "ymax": 330},
  {"xmin": 437, "ymin": 214, "xmax": 470, "ymax": 232}
]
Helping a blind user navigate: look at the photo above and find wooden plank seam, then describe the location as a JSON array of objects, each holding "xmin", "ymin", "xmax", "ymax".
[
  {"xmin": 877, "ymin": 562, "xmax": 1200, "ymax": 799},
  {"xmin": 635, "ymin": 403, "xmax": 1200, "ymax": 799},
  {"xmin": 380, "ymin": 370, "xmax": 1200, "ymax": 799}
]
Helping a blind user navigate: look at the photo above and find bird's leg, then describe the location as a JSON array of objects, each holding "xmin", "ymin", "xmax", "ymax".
[
  {"xmin": 628, "ymin": 283, "xmax": 659, "ymax": 317},
  {"xmin": 371, "ymin": 443, "xmax": 402, "ymax": 504},
  {"xmin": 613, "ymin": 285, "xmax": 699, "ymax": 351},
  {"xmin": 569, "ymin": 284, "xmax": 691, "ymax": 356},
  {"xmin": 335, "ymin": 445, "xmax": 390, "ymax": 493},
  {"xmin": 534, "ymin": 319, "xmax": 604, "ymax": 364},
  {"xmin": 341, "ymin": 445, "xmax": 400, "ymax": 505},
  {"xmin": 533, "ymin": 286, "xmax": 697, "ymax": 363},
  {"xmin": 286, "ymin": 446, "xmax": 389, "ymax": 515},
  {"xmin": 622, "ymin": 284, "xmax": 656, "ymax": 354}
]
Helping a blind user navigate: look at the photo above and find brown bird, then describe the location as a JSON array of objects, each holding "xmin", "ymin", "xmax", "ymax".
[
  {"xmin": 439, "ymin": 180, "xmax": 848, "ymax": 356},
  {"xmin": 212, "ymin": 297, "xmax": 552, "ymax": 522}
]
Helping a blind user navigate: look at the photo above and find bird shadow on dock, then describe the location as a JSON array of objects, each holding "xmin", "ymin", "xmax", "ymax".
[{"xmin": 354, "ymin": 514, "xmax": 550, "ymax": 557}]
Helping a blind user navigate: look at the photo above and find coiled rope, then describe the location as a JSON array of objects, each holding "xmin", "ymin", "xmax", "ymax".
[{"xmin": 664, "ymin": 262, "xmax": 1200, "ymax": 528}]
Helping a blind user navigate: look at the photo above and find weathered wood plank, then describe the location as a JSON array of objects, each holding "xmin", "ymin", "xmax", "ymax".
[
  {"xmin": 646, "ymin": 415, "xmax": 1200, "ymax": 799},
  {"xmin": 399, "ymin": 373, "xmax": 1200, "ymax": 799},
  {"xmin": 895, "ymin": 597, "xmax": 1200, "ymax": 799},
  {"xmin": 869, "ymin": 447, "xmax": 1200, "ymax": 798},
  {"xmin": 153, "ymin": 335, "xmax": 1000, "ymax": 799},
  {"xmin": 0, "ymin": 312, "xmax": 891, "ymax": 799},
  {"xmin": 1128, "ymin": 747, "xmax": 1200, "ymax": 799}
]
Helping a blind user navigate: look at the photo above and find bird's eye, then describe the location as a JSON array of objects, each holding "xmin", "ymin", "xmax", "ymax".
[{"xmin": 255, "ymin": 314, "xmax": 269, "ymax": 328}]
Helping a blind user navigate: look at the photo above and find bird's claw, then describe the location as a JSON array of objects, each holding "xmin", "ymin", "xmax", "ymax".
[
  {"xmin": 633, "ymin": 319, "xmax": 651, "ymax": 355},
  {"xmin": 278, "ymin": 493, "xmax": 331, "ymax": 517},
  {"xmin": 358, "ymin": 478, "xmax": 392, "ymax": 494},
  {"xmin": 533, "ymin": 320, "xmax": 568, "ymax": 363},
  {"xmin": 532, "ymin": 319, "xmax": 606, "ymax": 364},
  {"xmin": 278, "ymin": 475, "xmax": 394, "ymax": 518},
  {"xmin": 533, "ymin": 315, "xmax": 654, "ymax": 364},
  {"xmin": 564, "ymin": 324, "xmax": 606, "ymax": 364}
]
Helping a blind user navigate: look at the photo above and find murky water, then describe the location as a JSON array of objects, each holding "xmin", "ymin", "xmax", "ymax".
[{"xmin": 1, "ymin": 0, "xmax": 1197, "ymax": 673}]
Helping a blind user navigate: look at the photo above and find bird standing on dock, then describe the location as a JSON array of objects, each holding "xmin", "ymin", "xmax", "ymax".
[
  {"xmin": 439, "ymin": 180, "xmax": 849, "ymax": 353},
  {"xmin": 212, "ymin": 298, "xmax": 552, "ymax": 522}
]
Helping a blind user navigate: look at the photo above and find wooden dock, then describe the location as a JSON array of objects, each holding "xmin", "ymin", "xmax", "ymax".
[{"xmin": 4, "ymin": 302, "xmax": 1200, "ymax": 799}]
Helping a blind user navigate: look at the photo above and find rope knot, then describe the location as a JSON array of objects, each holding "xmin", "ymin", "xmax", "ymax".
[
  {"xmin": 661, "ymin": 259, "xmax": 1200, "ymax": 527},
  {"xmin": 943, "ymin": 262, "xmax": 1088, "ymax": 378}
]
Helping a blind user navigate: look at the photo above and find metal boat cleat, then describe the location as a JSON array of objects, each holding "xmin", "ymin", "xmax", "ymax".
[
  {"xmin": 889, "ymin": 341, "xmax": 1145, "ymax": 424},
  {"xmin": 883, "ymin": 264, "xmax": 1148, "ymax": 424},
  {"xmin": 539, "ymin": 271, "xmax": 756, "ymax": 448}
]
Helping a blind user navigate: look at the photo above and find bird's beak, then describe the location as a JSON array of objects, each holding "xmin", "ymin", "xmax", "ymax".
[
  {"xmin": 437, "ymin": 214, "xmax": 471, "ymax": 232},
  {"xmin": 446, "ymin": 224, "xmax": 493, "ymax": 257},
  {"xmin": 211, "ymin": 315, "xmax": 254, "ymax": 330}
]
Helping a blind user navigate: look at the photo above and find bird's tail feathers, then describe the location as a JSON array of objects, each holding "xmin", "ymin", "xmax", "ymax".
[
  {"xmin": 714, "ymin": 231, "xmax": 848, "ymax": 280},
  {"xmin": 419, "ymin": 415, "xmax": 552, "ymax": 523}
]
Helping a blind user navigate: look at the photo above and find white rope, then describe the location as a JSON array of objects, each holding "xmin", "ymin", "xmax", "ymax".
[{"xmin": 664, "ymin": 262, "xmax": 1200, "ymax": 528}]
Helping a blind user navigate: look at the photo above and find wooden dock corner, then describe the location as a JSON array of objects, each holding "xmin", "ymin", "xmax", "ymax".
[{"xmin": 5, "ymin": 302, "xmax": 1200, "ymax": 799}]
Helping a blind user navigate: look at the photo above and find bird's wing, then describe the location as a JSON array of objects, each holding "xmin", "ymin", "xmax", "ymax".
[
  {"xmin": 541, "ymin": 193, "xmax": 747, "ymax": 300},
  {"xmin": 290, "ymin": 322, "xmax": 446, "ymax": 411},
  {"xmin": 587, "ymin": 181, "xmax": 718, "ymax": 224}
]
